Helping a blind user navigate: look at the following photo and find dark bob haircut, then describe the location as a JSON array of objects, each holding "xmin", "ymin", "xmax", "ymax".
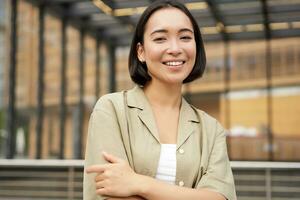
[{"xmin": 128, "ymin": 0, "xmax": 206, "ymax": 86}]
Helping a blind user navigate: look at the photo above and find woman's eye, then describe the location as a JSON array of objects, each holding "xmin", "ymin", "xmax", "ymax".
[
  {"xmin": 181, "ymin": 36, "xmax": 192, "ymax": 41},
  {"xmin": 153, "ymin": 37, "xmax": 166, "ymax": 42}
]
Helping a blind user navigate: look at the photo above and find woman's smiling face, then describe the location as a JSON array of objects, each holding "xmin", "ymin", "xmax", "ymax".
[{"xmin": 137, "ymin": 7, "xmax": 196, "ymax": 85}]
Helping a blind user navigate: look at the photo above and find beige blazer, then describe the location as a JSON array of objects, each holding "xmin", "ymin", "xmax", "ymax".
[{"xmin": 84, "ymin": 86, "xmax": 236, "ymax": 200}]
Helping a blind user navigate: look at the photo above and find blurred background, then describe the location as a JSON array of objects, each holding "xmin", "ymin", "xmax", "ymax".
[{"xmin": 0, "ymin": 0, "xmax": 300, "ymax": 199}]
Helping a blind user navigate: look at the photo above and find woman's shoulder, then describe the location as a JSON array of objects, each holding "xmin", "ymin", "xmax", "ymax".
[{"xmin": 93, "ymin": 91, "xmax": 124, "ymax": 112}]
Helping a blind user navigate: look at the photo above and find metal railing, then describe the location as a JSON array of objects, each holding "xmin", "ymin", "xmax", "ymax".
[
  {"xmin": 0, "ymin": 159, "xmax": 83, "ymax": 200},
  {"xmin": 231, "ymin": 162, "xmax": 300, "ymax": 200},
  {"xmin": 0, "ymin": 160, "xmax": 300, "ymax": 200}
]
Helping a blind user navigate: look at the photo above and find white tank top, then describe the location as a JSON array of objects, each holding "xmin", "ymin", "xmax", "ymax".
[{"xmin": 155, "ymin": 144, "xmax": 177, "ymax": 185}]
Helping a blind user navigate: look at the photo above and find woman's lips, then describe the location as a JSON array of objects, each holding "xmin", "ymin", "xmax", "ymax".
[{"xmin": 162, "ymin": 61, "xmax": 185, "ymax": 66}]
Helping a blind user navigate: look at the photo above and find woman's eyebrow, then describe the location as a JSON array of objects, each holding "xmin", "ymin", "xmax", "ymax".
[
  {"xmin": 150, "ymin": 29, "xmax": 167, "ymax": 36},
  {"xmin": 179, "ymin": 28, "xmax": 194, "ymax": 33},
  {"xmin": 150, "ymin": 28, "xmax": 194, "ymax": 36}
]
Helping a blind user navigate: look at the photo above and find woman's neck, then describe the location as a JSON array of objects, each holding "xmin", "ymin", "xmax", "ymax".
[{"xmin": 143, "ymin": 81, "xmax": 182, "ymax": 110}]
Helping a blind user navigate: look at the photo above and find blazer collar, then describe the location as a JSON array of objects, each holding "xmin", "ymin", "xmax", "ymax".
[
  {"xmin": 126, "ymin": 85, "xmax": 200, "ymax": 147},
  {"xmin": 127, "ymin": 85, "xmax": 147, "ymax": 110}
]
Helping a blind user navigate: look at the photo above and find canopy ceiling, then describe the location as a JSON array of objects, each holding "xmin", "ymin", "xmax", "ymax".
[{"xmin": 28, "ymin": 0, "xmax": 300, "ymax": 46}]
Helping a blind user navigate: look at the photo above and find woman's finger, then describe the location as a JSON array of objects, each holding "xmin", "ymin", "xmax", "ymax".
[
  {"xmin": 96, "ymin": 187, "xmax": 108, "ymax": 195},
  {"xmin": 86, "ymin": 164, "xmax": 108, "ymax": 174},
  {"xmin": 95, "ymin": 172, "xmax": 107, "ymax": 182},
  {"xmin": 95, "ymin": 180, "xmax": 106, "ymax": 190},
  {"xmin": 102, "ymin": 151, "xmax": 123, "ymax": 163}
]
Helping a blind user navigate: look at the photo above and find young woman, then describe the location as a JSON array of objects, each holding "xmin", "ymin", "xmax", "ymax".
[{"xmin": 84, "ymin": 1, "xmax": 236, "ymax": 200}]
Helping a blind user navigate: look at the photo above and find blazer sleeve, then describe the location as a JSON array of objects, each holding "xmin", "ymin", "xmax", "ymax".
[
  {"xmin": 196, "ymin": 121, "xmax": 237, "ymax": 200},
  {"xmin": 83, "ymin": 97, "xmax": 129, "ymax": 200}
]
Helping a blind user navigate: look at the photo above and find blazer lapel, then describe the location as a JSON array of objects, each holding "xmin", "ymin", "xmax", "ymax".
[
  {"xmin": 126, "ymin": 86, "xmax": 199, "ymax": 146},
  {"xmin": 138, "ymin": 110, "xmax": 160, "ymax": 143},
  {"xmin": 126, "ymin": 86, "xmax": 160, "ymax": 143},
  {"xmin": 177, "ymin": 98, "xmax": 200, "ymax": 149}
]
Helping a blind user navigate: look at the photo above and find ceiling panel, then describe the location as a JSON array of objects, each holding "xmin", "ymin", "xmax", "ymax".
[{"xmin": 26, "ymin": 0, "xmax": 300, "ymax": 46}]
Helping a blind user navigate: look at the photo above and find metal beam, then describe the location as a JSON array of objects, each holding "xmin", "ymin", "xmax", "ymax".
[
  {"xmin": 224, "ymin": 41, "xmax": 232, "ymax": 156},
  {"xmin": 45, "ymin": 0, "xmax": 89, "ymax": 4},
  {"xmin": 261, "ymin": 0, "xmax": 271, "ymax": 39},
  {"xmin": 204, "ymin": 0, "xmax": 229, "ymax": 41},
  {"xmin": 66, "ymin": 2, "xmax": 100, "ymax": 17},
  {"xmin": 36, "ymin": 2, "xmax": 46, "ymax": 159},
  {"xmin": 99, "ymin": 0, "xmax": 136, "ymax": 42},
  {"xmin": 6, "ymin": 0, "xmax": 18, "ymax": 159},
  {"xmin": 59, "ymin": 10, "xmax": 68, "ymax": 159},
  {"xmin": 74, "ymin": 28, "xmax": 85, "ymax": 159},
  {"xmin": 261, "ymin": 0, "xmax": 273, "ymax": 161},
  {"xmin": 95, "ymin": 38, "xmax": 100, "ymax": 100},
  {"xmin": 265, "ymin": 39, "xmax": 273, "ymax": 161},
  {"xmin": 108, "ymin": 43, "xmax": 116, "ymax": 93}
]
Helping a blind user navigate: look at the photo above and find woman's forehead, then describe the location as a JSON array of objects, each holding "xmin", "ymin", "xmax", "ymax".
[{"xmin": 144, "ymin": 7, "xmax": 194, "ymax": 34}]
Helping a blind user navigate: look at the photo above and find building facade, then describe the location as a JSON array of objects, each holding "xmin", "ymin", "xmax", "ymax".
[{"xmin": 2, "ymin": 0, "xmax": 300, "ymax": 161}]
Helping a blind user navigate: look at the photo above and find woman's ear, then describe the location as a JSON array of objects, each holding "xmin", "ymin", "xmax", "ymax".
[{"xmin": 137, "ymin": 42, "xmax": 145, "ymax": 63}]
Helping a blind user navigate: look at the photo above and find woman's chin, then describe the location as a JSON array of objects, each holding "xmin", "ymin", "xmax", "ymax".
[{"xmin": 163, "ymin": 78, "xmax": 186, "ymax": 85}]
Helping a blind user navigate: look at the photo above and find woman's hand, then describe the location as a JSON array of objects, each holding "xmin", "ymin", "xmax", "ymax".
[
  {"xmin": 86, "ymin": 152, "xmax": 142, "ymax": 197},
  {"xmin": 107, "ymin": 196, "xmax": 145, "ymax": 200}
]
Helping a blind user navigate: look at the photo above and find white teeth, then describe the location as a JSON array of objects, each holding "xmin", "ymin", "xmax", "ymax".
[{"xmin": 165, "ymin": 61, "xmax": 184, "ymax": 66}]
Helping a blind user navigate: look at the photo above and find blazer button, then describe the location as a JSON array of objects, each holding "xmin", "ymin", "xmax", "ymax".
[
  {"xmin": 179, "ymin": 181, "xmax": 184, "ymax": 187},
  {"xmin": 179, "ymin": 148, "xmax": 184, "ymax": 154}
]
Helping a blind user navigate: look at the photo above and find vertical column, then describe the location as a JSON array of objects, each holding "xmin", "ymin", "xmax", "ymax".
[
  {"xmin": 108, "ymin": 43, "xmax": 116, "ymax": 93},
  {"xmin": 74, "ymin": 28, "xmax": 85, "ymax": 159},
  {"xmin": 224, "ymin": 41, "xmax": 231, "ymax": 154},
  {"xmin": 35, "ymin": 2, "xmax": 45, "ymax": 159},
  {"xmin": 95, "ymin": 38, "xmax": 100, "ymax": 100},
  {"xmin": 59, "ymin": 14, "xmax": 67, "ymax": 159},
  {"xmin": 261, "ymin": 0, "xmax": 273, "ymax": 161},
  {"xmin": 266, "ymin": 40, "xmax": 273, "ymax": 161},
  {"xmin": 6, "ymin": 0, "xmax": 18, "ymax": 159}
]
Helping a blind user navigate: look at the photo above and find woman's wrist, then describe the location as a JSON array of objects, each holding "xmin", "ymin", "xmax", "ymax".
[
  {"xmin": 134, "ymin": 174, "xmax": 152, "ymax": 198},
  {"xmin": 132, "ymin": 174, "xmax": 148, "ymax": 197}
]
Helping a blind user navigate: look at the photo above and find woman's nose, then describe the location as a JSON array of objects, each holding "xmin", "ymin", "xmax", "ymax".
[{"xmin": 166, "ymin": 39, "xmax": 182, "ymax": 55}]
